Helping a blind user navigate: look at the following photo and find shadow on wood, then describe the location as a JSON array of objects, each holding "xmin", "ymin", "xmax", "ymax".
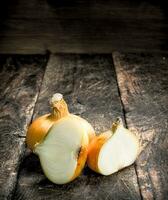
[{"xmin": 0, "ymin": 0, "xmax": 168, "ymax": 53}]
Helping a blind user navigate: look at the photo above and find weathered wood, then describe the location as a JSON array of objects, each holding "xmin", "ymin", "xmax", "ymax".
[
  {"xmin": 0, "ymin": 0, "xmax": 167, "ymax": 54},
  {"xmin": 14, "ymin": 54, "xmax": 141, "ymax": 200},
  {"xmin": 113, "ymin": 52, "xmax": 168, "ymax": 199},
  {"xmin": 0, "ymin": 55, "xmax": 47, "ymax": 200}
]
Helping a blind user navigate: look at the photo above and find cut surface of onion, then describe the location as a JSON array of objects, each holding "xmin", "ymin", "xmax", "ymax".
[
  {"xmin": 98, "ymin": 127, "xmax": 139, "ymax": 175},
  {"xmin": 34, "ymin": 117, "xmax": 88, "ymax": 184}
]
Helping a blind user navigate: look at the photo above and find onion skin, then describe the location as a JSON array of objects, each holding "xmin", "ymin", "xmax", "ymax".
[
  {"xmin": 70, "ymin": 133, "xmax": 89, "ymax": 181},
  {"xmin": 87, "ymin": 132, "xmax": 112, "ymax": 173},
  {"xmin": 26, "ymin": 114, "xmax": 57, "ymax": 151}
]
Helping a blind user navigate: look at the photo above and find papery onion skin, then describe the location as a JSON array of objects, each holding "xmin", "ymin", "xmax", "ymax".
[{"xmin": 27, "ymin": 114, "xmax": 59, "ymax": 150}]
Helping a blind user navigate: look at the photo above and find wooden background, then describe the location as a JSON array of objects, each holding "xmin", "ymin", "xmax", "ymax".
[
  {"xmin": 0, "ymin": 0, "xmax": 168, "ymax": 54},
  {"xmin": 0, "ymin": 0, "xmax": 168, "ymax": 199}
]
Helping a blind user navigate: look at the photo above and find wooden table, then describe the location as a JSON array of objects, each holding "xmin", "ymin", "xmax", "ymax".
[{"xmin": 0, "ymin": 53, "xmax": 167, "ymax": 200}]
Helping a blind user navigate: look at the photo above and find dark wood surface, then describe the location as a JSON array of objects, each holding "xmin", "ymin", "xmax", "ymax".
[
  {"xmin": 0, "ymin": 0, "xmax": 168, "ymax": 54},
  {"xmin": 113, "ymin": 52, "xmax": 168, "ymax": 199},
  {"xmin": 0, "ymin": 52, "xmax": 167, "ymax": 199},
  {"xmin": 0, "ymin": 55, "xmax": 47, "ymax": 200},
  {"xmin": 14, "ymin": 54, "xmax": 140, "ymax": 200}
]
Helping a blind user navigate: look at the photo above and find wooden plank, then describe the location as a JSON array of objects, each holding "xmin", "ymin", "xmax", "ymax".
[
  {"xmin": 14, "ymin": 54, "xmax": 141, "ymax": 200},
  {"xmin": 113, "ymin": 52, "xmax": 168, "ymax": 199},
  {"xmin": 0, "ymin": 35, "xmax": 166, "ymax": 55},
  {"xmin": 0, "ymin": 0, "xmax": 167, "ymax": 54},
  {"xmin": 6, "ymin": 0, "xmax": 164, "ymax": 20},
  {"xmin": 0, "ymin": 55, "xmax": 47, "ymax": 200}
]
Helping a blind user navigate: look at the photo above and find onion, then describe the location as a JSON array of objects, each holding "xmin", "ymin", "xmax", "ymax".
[
  {"xmin": 26, "ymin": 93, "xmax": 95, "ymax": 184},
  {"xmin": 87, "ymin": 118, "xmax": 140, "ymax": 175}
]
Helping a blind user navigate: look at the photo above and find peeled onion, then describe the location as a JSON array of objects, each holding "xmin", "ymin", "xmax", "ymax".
[{"xmin": 87, "ymin": 118, "xmax": 140, "ymax": 175}]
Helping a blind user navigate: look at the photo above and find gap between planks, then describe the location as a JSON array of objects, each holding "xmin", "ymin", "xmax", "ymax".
[
  {"xmin": 0, "ymin": 54, "xmax": 48, "ymax": 200},
  {"xmin": 112, "ymin": 52, "xmax": 168, "ymax": 199},
  {"xmin": 10, "ymin": 53, "xmax": 50, "ymax": 199},
  {"xmin": 111, "ymin": 53, "xmax": 143, "ymax": 199}
]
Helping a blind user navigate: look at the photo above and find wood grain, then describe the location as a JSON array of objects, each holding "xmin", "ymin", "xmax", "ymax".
[
  {"xmin": 0, "ymin": 0, "xmax": 167, "ymax": 54},
  {"xmin": 113, "ymin": 52, "xmax": 168, "ymax": 199},
  {"xmin": 0, "ymin": 55, "xmax": 47, "ymax": 200},
  {"xmin": 14, "ymin": 54, "xmax": 141, "ymax": 200}
]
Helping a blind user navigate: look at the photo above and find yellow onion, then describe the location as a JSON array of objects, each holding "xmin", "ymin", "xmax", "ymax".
[
  {"xmin": 26, "ymin": 93, "xmax": 95, "ymax": 184},
  {"xmin": 87, "ymin": 118, "xmax": 140, "ymax": 175}
]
